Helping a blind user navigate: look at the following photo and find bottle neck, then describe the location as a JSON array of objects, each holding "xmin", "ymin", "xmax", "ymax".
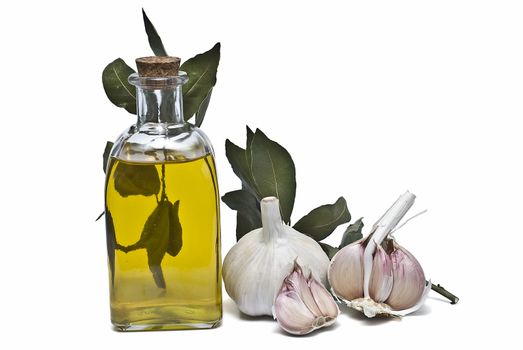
[
  {"xmin": 129, "ymin": 72, "xmax": 188, "ymax": 127},
  {"xmin": 136, "ymin": 85, "xmax": 184, "ymax": 126}
]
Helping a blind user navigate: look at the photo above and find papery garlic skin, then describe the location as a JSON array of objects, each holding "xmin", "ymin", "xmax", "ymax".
[
  {"xmin": 273, "ymin": 262, "xmax": 339, "ymax": 335},
  {"xmin": 328, "ymin": 191, "xmax": 431, "ymax": 318},
  {"xmin": 223, "ymin": 197, "xmax": 330, "ymax": 316}
]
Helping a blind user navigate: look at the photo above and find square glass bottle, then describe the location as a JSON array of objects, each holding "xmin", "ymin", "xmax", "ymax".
[{"xmin": 104, "ymin": 56, "xmax": 222, "ymax": 331}]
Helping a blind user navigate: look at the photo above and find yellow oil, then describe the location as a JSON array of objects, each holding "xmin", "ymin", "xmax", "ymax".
[{"xmin": 105, "ymin": 154, "xmax": 222, "ymax": 331}]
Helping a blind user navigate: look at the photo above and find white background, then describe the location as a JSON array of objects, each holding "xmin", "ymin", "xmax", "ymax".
[{"xmin": 1, "ymin": 0, "xmax": 521, "ymax": 348}]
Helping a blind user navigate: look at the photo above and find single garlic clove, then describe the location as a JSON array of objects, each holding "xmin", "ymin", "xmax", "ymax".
[
  {"xmin": 288, "ymin": 265, "xmax": 322, "ymax": 316},
  {"xmin": 369, "ymin": 245, "xmax": 393, "ymax": 302},
  {"xmin": 309, "ymin": 278, "xmax": 340, "ymax": 318},
  {"xmin": 386, "ymin": 243, "xmax": 426, "ymax": 310},
  {"xmin": 274, "ymin": 289, "xmax": 317, "ymax": 335},
  {"xmin": 274, "ymin": 262, "xmax": 339, "ymax": 335},
  {"xmin": 328, "ymin": 241, "xmax": 364, "ymax": 301}
]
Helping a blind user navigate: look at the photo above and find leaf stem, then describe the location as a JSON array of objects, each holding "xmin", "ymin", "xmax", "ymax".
[
  {"xmin": 160, "ymin": 163, "xmax": 168, "ymax": 202},
  {"xmin": 430, "ymin": 282, "xmax": 459, "ymax": 304},
  {"xmin": 95, "ymin": 211, "xmax": 105, "ymax": 222},
  {"xmin": 115, "ymin": 243, "xmax": 127, "ymax": 252}
]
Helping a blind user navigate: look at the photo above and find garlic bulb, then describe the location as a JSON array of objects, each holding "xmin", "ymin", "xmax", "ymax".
[
  {"xmin": 328, "ymin": 191, "xmax": 431, "ymax": 318},
  {"xmin": 223, "ymin": 197, "xmax": 330, "ymax": 316},
  {"xmin": 273, "ymin": 262, "xmax": 339, "ymax": 335}
]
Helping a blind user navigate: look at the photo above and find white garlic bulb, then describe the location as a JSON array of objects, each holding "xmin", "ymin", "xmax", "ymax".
[
  {"xmin": 273, "ymin": 262, "xmax": 339, "ymax": 335},
  {"xmin": 328, "ymin": 191, "xmax": 431, "ymax": 318},
  {"xmin": 223, "ymin": 197, "xmax": 330, "ymax": 316}
]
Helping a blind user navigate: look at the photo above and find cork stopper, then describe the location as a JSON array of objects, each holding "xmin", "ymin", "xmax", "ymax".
[{"xmin": 135, "ymin": 56, "xmax": 181, "ymax": 77}]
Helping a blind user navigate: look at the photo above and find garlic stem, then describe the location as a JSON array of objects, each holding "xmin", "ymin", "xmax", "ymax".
[
  {"xmin": 431, "ymin": 283, "xmax": 459, "ymax": 304},
  {"xmin": 363, "ymin": 191, "xmax": 416, "ymax": 298},
  {"xmin": 261, "ymin": 197, "xmax": 283, "ymax": 243}
]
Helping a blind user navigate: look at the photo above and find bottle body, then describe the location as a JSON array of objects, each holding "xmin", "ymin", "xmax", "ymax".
[
  {"xmin": 104, "ymin": 70, "xmax": 222, "ymax": 331},
  {"xmin": 105, "ymin": 153, "xmax": 221, "ymax": 330}
]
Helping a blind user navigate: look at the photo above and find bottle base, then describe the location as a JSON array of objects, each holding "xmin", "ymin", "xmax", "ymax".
[{"xmin": 112, "ymin": 318, "xmax": 222, "ymax": 332}]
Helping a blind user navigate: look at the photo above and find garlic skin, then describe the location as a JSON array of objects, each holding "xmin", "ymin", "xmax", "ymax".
[
  {"xmin": 328, "ymin": 191, "xmax": 431, "ymax": 318},
  {"xmin": 273, "ymin": 262, "xmax": 339, "ymax": 335},
  {"xmin": 223, "ymin": 197, "xmax": 330, "ymax": 316}
]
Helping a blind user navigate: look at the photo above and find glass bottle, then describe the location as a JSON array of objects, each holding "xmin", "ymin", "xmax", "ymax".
[{"xmin": 104, "ymin": 56, "xmax": 222, "ymax": 331}]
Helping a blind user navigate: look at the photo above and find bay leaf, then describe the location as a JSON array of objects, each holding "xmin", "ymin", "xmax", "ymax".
[
  {"xmin": 293, "ymin": 197, "xmax": 351, "ymax": 241},
  {"xmin": 246, "ymin": 126, "xmax": 254, "ymax": 145},
  {"xmin": 249, "ymin": 129, "xmax": 296, "ymax": 224},
  {"xmin": 339, "ymin": 217, "xmax": 364, "ymax": 248},
  {"xmin": 124, "ymin": 201, "xmax": 169, "ymax": 251},
  {"xmin": 225, "ymin": 139, "xmax": 261, "ymax": 200},
  {"xmin": 122, "ymin": 200, "xmax": 184, "ymax": 288},
  {"xmin": 105, "ymin": 209, "xmax": 116, "ymax": 286},
  {"xmin": 195, "ymin": 88, "xmax": 212, "ymax": 127},
  {"xmin": 225, "ymin": 139, "xmax": 257, "ymax": 196},
  {"xmin": 180, "ymin": 43, "xmax": 220, "ymax": 120},
  {"xmin": 166, "ymin": 200, "xmax": 183, "ymax": 257},
  {"xmin": 132, "ymin": 201, "xmax": 171, "ymax": 288},
  {"xmin": 102, "ymin": 58, "xmax": 136, "ymax": 114},
  {"xmin": 222, "ymin": 190, "xmax": 262, "ymax": 240},
  {"xmin": 319, "ymin": 242, "xmax": 339, "ymax": 260},
  {"xmin": 113, "ymin": 161, "xmax": 160, "ymax": 197},
  {"xmin": 103, "ymin": 141, "xmax": 114, "ymax": 174},
  {"xmin": 245, "ymin": 126, "xmax": 254, "ymax": 170},
  {"xmin": 142, "ymin": 9, "xmax": 167, "ymax": 56}
]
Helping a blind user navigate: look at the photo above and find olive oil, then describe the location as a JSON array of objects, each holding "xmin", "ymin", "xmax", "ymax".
[{"xmin": 105, "ymin": 155, "xmax": 222, "ymax": 330}]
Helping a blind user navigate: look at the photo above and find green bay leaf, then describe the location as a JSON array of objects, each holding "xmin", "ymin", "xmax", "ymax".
[
  {"xmin": 102, "ymin": 58, "xmax": 136, "ymax": 114},
  {"xmin": 143, "ymin": 202, "xmax": 170, "ymax": 289},
  {"xmin": 319, "ymin": 242, "xmax": 339, "ymax": 260},
  {"xmin": 222, "ymin": 190, "xmax": 261, "ymax": 240},
  {"xmin": 166, "ymin": 200, "xmax": 183, "ymax": 257},
  {"xmin": 128, "ymin": 201, "xmax": 171, "ymax": 288},
  {"xmin": 293, "ymin": 197, "xmax": 351, "ymax": 241},
  {"xmin": 195, "ymin": 88, "xmax": 212, "ymax": 127},
  {"xmin": 339, "ymin": 218, "xmax": 364, "ymax": 248},
  {"xmin": 245, "ymin": 126, "xmax": 254, "ymax": 172},
  {"xmin": 142, "ymin": 9, "xmax": 167, "ymax": 56},
  {"xmin": 180, "ymin": 43, "xmax": 220, "ymax": 120},
  {"xmin": 225, "ymin": 139, "xmax": 258, "ymax": 197},
  {"xmin": 121, "ymin": 200, "xmax": 183, "ymax": 289},
  {"xmin": 249, "ymin": 129, "xmax": 296, "ymax": 224},
  {"xmin": 113, "ymin": 162, "xmax": 160, "ymax": 197},
  {"xmin": 105, "ymin": 209, "xmax": 117, "ymax": 286},
  {"xmin": 246, "ymin": 126, "xmax": 254, "ymax": 145},
  {"xmin": 103, "ymin": 141, "xmax": 114, "ymax": 174}
]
